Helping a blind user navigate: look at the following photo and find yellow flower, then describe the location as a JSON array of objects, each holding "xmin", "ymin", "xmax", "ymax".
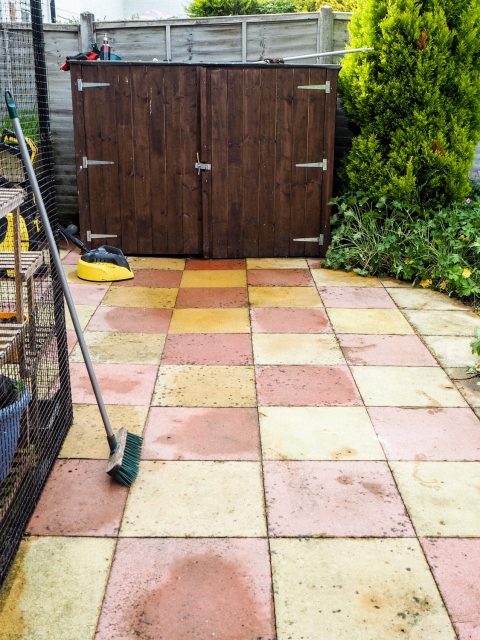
[
  {"xmin": 439, "ymin": 280, "xmax": 447, "ymax": 290},
  {"xmin": 420, "ymin": 279, "xmax": 432, "ymax": 288},
  {"xmin": 462, "ymin": 268, "xmax": 472, "ymax": 278},
  {"xmin": 405, "ymin": 259, "xmax": 414, "ymax": 264}
]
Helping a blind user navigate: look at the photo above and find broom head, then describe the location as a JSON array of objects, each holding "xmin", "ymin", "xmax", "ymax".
[{"xmin": 106, "ymin": 427, "xmax": 142, "ymax": 487}]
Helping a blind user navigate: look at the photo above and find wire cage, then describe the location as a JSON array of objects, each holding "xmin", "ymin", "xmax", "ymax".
[{"xmin": 0, "ymin": 0, "xmax": 72, "ymax": 585}]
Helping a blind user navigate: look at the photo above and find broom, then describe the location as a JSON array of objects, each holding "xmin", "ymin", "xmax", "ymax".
[{"xmin": 5, "ymin": 90, "xmax": 141, "ymax": 486}]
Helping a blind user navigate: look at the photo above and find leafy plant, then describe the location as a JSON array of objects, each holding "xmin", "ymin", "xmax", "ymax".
[
  {"xmin": 325, "ymin": 189, "xmax": 480, "ymax": 304},
  {"xmin": 339, "ymin": 0, "xmax": 480, "ymax": 207},
  {"xmin": 187, "ymin": 0, "xmax": 261, "ymax": 16},
  {"xmin": 470, "ymin": 329, "xmax": 480, "ymax": 378}
]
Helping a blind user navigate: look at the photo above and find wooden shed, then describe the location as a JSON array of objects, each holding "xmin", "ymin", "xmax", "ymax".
[{"xmin": 70, "ymin": 61, "xmax": 339, "ymax": 258}]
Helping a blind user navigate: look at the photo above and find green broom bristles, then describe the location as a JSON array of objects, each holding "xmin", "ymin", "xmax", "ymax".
[{"xmin": 109, "ymin": 432, "xmax": 142, "ymax": 487}]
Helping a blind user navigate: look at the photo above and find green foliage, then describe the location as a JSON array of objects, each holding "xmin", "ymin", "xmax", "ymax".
[
  {"xmin": 186, "ymin": 0, "xmax": 357, "ymax": 16},
  {"xmin": 187, "ymin": 0, "xmax": 261, "ymax": 17},
  {"xmin": 339, "ymin": 0, "xmax": 480, "ymax": 206},
  {"xmin": 325, "ymin": 188, "xmax": 480, "ymax": 304}
]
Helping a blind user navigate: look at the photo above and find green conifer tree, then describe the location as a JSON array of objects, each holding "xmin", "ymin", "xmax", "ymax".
[{"xmin": 340, "ymin": 0, "xmax": 480, "ymax": 206}]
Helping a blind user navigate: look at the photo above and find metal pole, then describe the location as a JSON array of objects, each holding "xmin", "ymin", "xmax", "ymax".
[{"xmin": 255, "ymin": 47, "xmax": 373, "ymax": 63}]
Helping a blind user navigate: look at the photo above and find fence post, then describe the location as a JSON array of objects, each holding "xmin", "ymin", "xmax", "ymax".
[
  {"xmin": 318, "ymin": 5, "xmax": 334, "ymax": 64},
  {"xmin": 79, "ymin": 11, "xmax": 95, "ymax": 52}
]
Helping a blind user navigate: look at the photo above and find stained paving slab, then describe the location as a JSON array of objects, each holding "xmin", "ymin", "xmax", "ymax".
[{"xmin": 1, "ymin": 255, "xmax": 479, "ymax": 639}]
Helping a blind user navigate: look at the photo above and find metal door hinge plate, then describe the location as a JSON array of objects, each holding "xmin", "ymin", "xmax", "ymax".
[
  {"xmin": 298, "ymin": 81, "xmax": 331, "ymax": 93},
  {"xmin": 82, "ymin": 156, "xmax": 115, "ymax": 169},
  {"xmin": 296, "ymin": 159, "xmax": 328, "ymax": 170},
  {"xmin": 293, "ymin": 234, "xmax": 324, "ymax": 246},
  {"xmin": 86, "ymin": 230, "xmax": 118, "ymax": 242},
  {"xmin": 77, "ymin": 79, "xmax": 110, "ymax": 91}
]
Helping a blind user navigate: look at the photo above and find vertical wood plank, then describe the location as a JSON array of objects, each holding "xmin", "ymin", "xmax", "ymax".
[
  {"xmin": 242, "ymin": 67, "xmax": 262, "ymax": 257},
  {"xmin": 200, "ymin": 66, "xmax": 212, "ymax": 257},
  {"xmin": 257, "ymin": 67, "xmax": 277, "ymax": 257},
  {"xmin": 70, "ymin": 65, "xmax": 90, "ymax": 246},
  {"xmin": 180, "ymin": 66, "xmax": 202, "ymax": 255},
  {"xmin": 210, "ymin": 69, "xmax": 229, "ymax": 258},
  {"xmin": 273, "ymin": 67, "xmax": 294, "ymax": 257},
  {"xmin": 131, "ymin": 65, "xmax": 153, "ymax": 254},
  {"xmin": 115, "ymin": 65, "xmax": 137, "ymax": 254},
  {"xmin": 164, "ymin": 66, "xmax": 184, "ymax": 254},
  {"xmin": 304, "ymin": 66, "xmax": 327, "ymax": 257},
  {"xmin": 149, "ymin": 66, "xmax": 168, "ymax": 254},
  {"xmin": 226, "ymin": 68, "xmax": 244, "ymax": 258},
  {"xmin": 289, "ymin": 67, "xmax": 310, "ymax": 256},
  {"xmin": 321, "ymin": 68, "xmax": 338, "ymax": 256}
]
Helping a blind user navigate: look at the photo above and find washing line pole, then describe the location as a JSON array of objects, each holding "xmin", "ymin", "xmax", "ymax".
[{"xmin": 254, "ymin": 47, "xmax": 373, "ymax": 63}]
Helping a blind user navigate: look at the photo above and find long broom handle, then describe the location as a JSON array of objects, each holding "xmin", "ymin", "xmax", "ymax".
[{"xmin": 5, "ymin": 91, "xmax": 118, "ymax": 450}]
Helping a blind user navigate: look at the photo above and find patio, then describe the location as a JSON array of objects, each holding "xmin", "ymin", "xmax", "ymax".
[{"xmin": 0, "ymin": 253, "xmax": 479, "ymax": 639}]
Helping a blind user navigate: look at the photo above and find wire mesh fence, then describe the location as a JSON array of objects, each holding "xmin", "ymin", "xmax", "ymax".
[{"xmin": 0, "ymin": 0, "xmax": 72, "ymax": 585}]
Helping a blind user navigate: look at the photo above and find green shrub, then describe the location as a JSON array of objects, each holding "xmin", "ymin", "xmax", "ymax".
[
  {"xmin": 339, "ymin": 0, "xmax": 480, "ymax": 207},
  {"xmin": 187, "ymin": 0, "xmax": 261, "ymax": 17},
  {"xmin": 325, "ymin": 189, "xmax": 480, "ymax": 303}
]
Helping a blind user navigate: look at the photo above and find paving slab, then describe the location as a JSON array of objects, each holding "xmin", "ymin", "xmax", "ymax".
[{"xmin": 252, "ymin": 333, "xmax": 345, "ymax": 365}]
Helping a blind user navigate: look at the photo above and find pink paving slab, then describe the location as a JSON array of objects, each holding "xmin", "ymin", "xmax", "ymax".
[
  {"xmin": 250, "ymin": 308, "xmax": 332, "ymax": 333},
  {"xmin": 162, "ymin": 333, "xmax": 253, "ymax": 365},
  {"xmin": 264, "ymin": 460, "xmax": 414, "ymax": 537},
  {"xmin": 175, "ymin": 288, "xmax": 249, "ymax": 308},
  {"xmin": 256, "ymin": 365, "xmax": 362, "ymax": 406},
  {"xmin": 368, "ymin": 407, "xmax": 480, "ymax": 460},
  {"xmin": 421, "ymin": 538, "xmax": 480, "ymax": 640},
  {"xmin": 68, "ymin": 283, "xmax": 109, "ymax": 306},
  {"xmin": 247, "ymin": 269, "xmax": 314, "ymax": 287},
  {"xmin": 27, "ymin": 460, "xmax": 128, "ymax": 536},
  {"xmin": 185, "ymin": 259, "xmax": 246, "ymax": 270},
  {"xmin": 67, "ymin": 330, "xmax": 77, "ymax": 354},
  {"xmin": 339, "ymin": 334, "xmax": 438, "ymax": 366},
  {"xmin": 142, "ymin": 407, "xmax": 260, "ymax": 460},
  {"xmin": 95, "ymin": 538, "xmax": 275, "ymax": 640},
  {"xmin": 69, "ymin": 362, "xmax": 158, "ymax": 405},
  {"xmin": 87, "ymin": 306, "xmax": 172, "ymax": 333},
  {"xmin": 319, "ymin": 286, "xmax": 396, "ymax": 308},
  {"xmin": 114, "ymin": 269, "xmax": 183, "ymax": 288}
]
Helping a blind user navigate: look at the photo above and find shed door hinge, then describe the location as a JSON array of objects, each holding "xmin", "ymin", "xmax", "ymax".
[
  {"xmin": 77, "ymin": 79, "xmax": 110, "ymax": 91},
  {"xmin": 296, "ymin": 159, "xmax": 328, "ymax": 170},
  {"xmin": 86, "ymin": 230, "xmax": 118, "ymax": 242},
  {"xmin": 293, "ymin": 234, "xmax": 324, "ymax": 246},
  {"xmin": 82, "ymin": 156, "xmax": 115, "ymax": 169},
  {"xmin": 297, "ymin": 81, "xmax": 331, "ymax": 93}
]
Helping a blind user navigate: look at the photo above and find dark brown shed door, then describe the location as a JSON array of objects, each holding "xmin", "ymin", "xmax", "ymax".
[
  {"xmin": 71, "ymin": 62, "xmax": 337, "ymax": 258},
  {"xmin": 201, "ymin": 66, "xmax": 335, "ymax": 258},
  {"xmin": 72, "ymin": 64, "xmax": 202, "ymax": 254}
]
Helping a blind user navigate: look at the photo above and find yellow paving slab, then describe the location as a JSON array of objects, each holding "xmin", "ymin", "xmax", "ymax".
[
  {"xmin": 120, "ymin": 461, "xmax": 266, "ymax": 536},
  {"xmin": 69, "ymin": 331, "xmax": 166, "ymax": 365},
  {"xmin": 64, "ymin": 304, "xmax": 97, "ymax": 331},
  {"xmin": 102, "ymin": 286, "xmax": 178, "ymax": 308},
  {"xmin": 249, "ymin": 286, "xmax": 322, "ymax": 308},
  {"xmin": 246, "ymin": 258, "xmax": 308, "ymax": 269},
  {"xmin": 152, "ymin": 365, "xmax": 256, "ymax": 407},
  {"xmin": 311, "ymin": 268, "xmax": 382, "ymax": 287},
  {"xmin": 423, "ymin": 335, "xmax": 476, "ymax": 368},
  {"xmin": 180, "ymin": 270, "xmax": 247, "ymax": 288},
  {"xmin": 328, "ymin": 308, "xmax": 414, "ymax": 334},
  {"xmin": 270, "ymin": 538, "xmax": 456, "ymax": 640},
  {"xmin": 352, "ymin": 366, "xmax": 467, "ymax": 407},
  {"xmin": 379, "ymin": 277, "xmax": 413, "ymax": 288},
  {"xmin": 0, "ymin": 537, "xmax": 115, "ymax": 640},
  {"xmin": 252, "ymin": 334, "xmax": 345, "ymax": 365},
  {"xmin": 403, "ymin": 309, "xmax": 480, "ymax": 336},
  {"xmin": 391, "ymin": 461, "xmax": 480, "ymax": 536},
  {"xmin": 60, "ymin": 405, "xmax": 148, "ymax": 459},
  {"xmin": 127, "ymin": 256, "xmax": 185, "ymax": 270},
  {"xmin": 259, "ymin": 406, "xmax": 384, "ymax": 460},
  {"xmin": 446, "ymin": 369, "xmax": 480, "ymax": 408},
  {"xmin": 387, "ymin": 287, "xmax": 469, "ymax": 311},
  {"xmin": 169, "ymin": 308, "xmax": 250, "ymax": 333}
]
